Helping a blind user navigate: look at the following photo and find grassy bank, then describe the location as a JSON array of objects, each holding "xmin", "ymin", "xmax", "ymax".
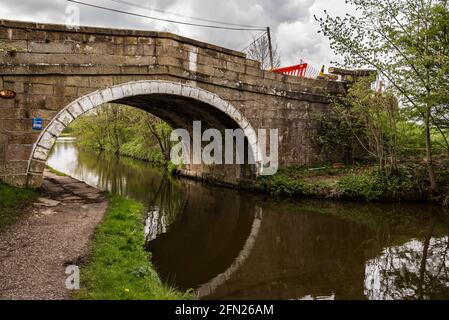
[
  {"xmin": 75, "ymin": 194, "xmax": 193, "ymax": 300},
  {"xmin": 256, "ymin": 160, "xmax": 449, "ymax": 203},
  {"xmin": 0, "ymin": 183, "xmax": 38, "ymax": 230},
  {"xmin": 45, "ymin": 166, "xmax": 68, "ymax": 177}
]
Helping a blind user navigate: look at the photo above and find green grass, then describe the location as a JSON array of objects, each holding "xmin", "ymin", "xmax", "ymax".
[
  {"xmin": 46, "ymin": 165, "xmax": 68, "ymax": 177},
  {"xmin": 256, "ymin": 164, "xmax": 432, "ymax": 202},
  {"xmin": 0, "ymin": 183, "xmax": 38, "ymax": 230},
  {"xmin": 74, "ymin": 194, "xmax": 194, "ymax": 300}
]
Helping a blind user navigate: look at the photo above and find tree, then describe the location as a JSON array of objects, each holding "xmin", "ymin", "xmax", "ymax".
[
  {"xmin": 330, "ymin": 76, "xmax": 401, "ymax": 173},
  {"xmin": 245, "ymin": 34, "xmax": 281, "ymax": 70},
  {"xmin": 142, "ymin": 114, "xmax": 172, "ymax": 162},
  {"xmin": 71, "ymin": 107, "xmax": 109, "ymax": 150},
  {"xmin": 316, "ymin": 0, "xmax": 449, "ymax": 192},
  {"xmin": 104, "ymin": 104, "xmax": 129, "ymax": 155},
  {"xmin": 71, "ymin": 104, "xmax": 172, "ymax": 163}
]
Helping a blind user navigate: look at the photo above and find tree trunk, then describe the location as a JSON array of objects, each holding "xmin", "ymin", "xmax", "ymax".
[{"xmin": 425, "ymin": 107, "xmax": 438, "ymax": 193}]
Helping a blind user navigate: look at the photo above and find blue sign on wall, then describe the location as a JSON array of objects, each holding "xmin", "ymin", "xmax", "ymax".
[{"xmin": 32, "ymin": 118, "xmax": 43, "ymax": 130}]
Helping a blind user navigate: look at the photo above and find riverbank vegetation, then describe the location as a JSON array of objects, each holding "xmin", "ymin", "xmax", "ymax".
[
  {"xmin": 258, "ymin": 75, "xmax": 449, "ymax": 203},
  {"xmin": 310, "ymin": 0, "xmax": 449, "ymax": 203},
  {"xmin": 45, "ymin": 165, "xmax": 68, "ymax": 177},
  {"xmin": 0, "ymin": 183, "xmax": 38, "ymax": 230},
  {"xmin": 74, "ymin": 193, "xmax": 192, "ymax": 300},
  {"xmin": 257, "ymin": 160, "xmax": 449, "ymax": 202},
  {"xmin": 70, "ymin": 104, "xmax": 171, "ymax": 166}
]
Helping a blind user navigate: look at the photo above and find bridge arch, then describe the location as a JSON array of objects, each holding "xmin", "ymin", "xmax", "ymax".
[{"xmin": 27, "ymin": 80, "xmax": 262, "ymax": 187}]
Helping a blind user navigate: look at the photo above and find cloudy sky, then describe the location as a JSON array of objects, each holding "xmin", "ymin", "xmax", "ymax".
[{"xmin": 0, "ymin": 0, "xmax": 354, "ymax": 68}]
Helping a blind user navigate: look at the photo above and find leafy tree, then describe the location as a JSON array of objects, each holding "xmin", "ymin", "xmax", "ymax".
[
  {"xmin": 142, "ymin": 114, "xmax": 172, "ymax": 162},
  {"xmin": 330, "ymin": 76, "xmax": 401, "ymax": 173},
  {"xmin": 71, "ymin": 104, "xmax": 172, "ymax": 163},
  {"xmin": 104, "ymin": 104, "xmax": 130, "ymax": 155},
  {"xmin": 316, "ymin": 0, "xmax": 449, "ymax": 192}
]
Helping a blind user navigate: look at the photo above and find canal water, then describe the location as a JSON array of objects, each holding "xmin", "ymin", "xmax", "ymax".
[{"xmin": 48, "ymin": 138, "xmax": 449, "ymax": 300}]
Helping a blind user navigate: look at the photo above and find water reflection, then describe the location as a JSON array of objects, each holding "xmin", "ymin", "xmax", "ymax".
[
  {"xmin": 365, "ymin": 235, "xmax": 449, "ymax": 300},
  {"xmin": 48, "ymin": 138, "xmax": 185, "ymax": 215},
  {"xmin": 48, "ymin": 139, "xmax": 449, "ymax": 300}
]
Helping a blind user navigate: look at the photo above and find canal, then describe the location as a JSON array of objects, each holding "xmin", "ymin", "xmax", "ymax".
[{"xmin": 48, "ymin": 137, "xmax": 449, "ymax": 300}]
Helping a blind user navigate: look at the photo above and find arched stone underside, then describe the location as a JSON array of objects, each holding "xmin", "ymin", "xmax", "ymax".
[{"xmin": 27, "ymin": 80, "xmax": 262, "ymax": 188}]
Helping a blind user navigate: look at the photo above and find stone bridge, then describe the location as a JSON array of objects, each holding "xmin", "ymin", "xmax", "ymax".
[{"xmin": 0, "ymin": 20, "xmax": 344, "ymax": 188}]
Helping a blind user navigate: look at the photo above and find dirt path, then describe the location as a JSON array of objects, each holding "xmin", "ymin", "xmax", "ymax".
[{"xmin": 0, "ymin": 171, "xmax": 107, "ymax": 300}]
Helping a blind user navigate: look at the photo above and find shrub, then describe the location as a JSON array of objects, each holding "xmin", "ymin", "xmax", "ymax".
[
  {"xmin": 260, "ymin": 175, "xmax": 313, "ymax": 197},
  {"xmin": 337, "ymin": 172, "xmax": 384, "ymax": 201},
  {"xmin": 337, "ymin": 169, "xmax": 415, "ymax": 201}
]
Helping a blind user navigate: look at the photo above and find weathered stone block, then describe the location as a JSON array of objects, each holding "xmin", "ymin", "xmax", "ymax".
[
  {"xmin": 27, "ymin": 76, "xmax": 60, "ymax": 86},
  {"xmin": 100, "ymin": 88, "xmax": 113, "ymax": 102},
  {"xmin": 64, "ymin": 76, "xmax": 90, "ymax": 87},
  {"xmin": 159, "ymin": 82, "xmax": 182, "ymax": 96},
  {"xmin": 26, "ymin": 173, "xmax": 43, "ymax": 188},
  {"xmin": 0, "ymin": 119, "xmax": 30, "ymax": 132},
  {"xmin": 29, "ymin": 159, "xmax": 46, "ymax": 173},
  {"xmin": 121, "ymin": 83, "xmax": 133, "ymax": 97},
  {"xmin": 68, "ymin": 101, "xmax": 85, "ymax": 116},
  {"xmin": 88, "ymin": 91, "xmax": 104, "ymax": 107},
  {"xmin": 46, "ymin": 120, "xmax": 65, "ymax": 137},
  {"xmin": 32, "ymin": 145, "xmax": 50, "ymax": 161},
  {"xmin": 2, "ymin": 174, "xmax": 28, "ymax": 187},
  {"xmin": 111, "ymin": 86, "xmax": 124, "ymax": 100},
  {"xmin": 143, "ymin": 45, "xmax": 156, "ymax": 55},
  {"xmin": 124, "ymin": 55, "xmax": 156, "ymax": 65},
  {"xmin": 5, "ymin": 144, "xmax": 32, "ymax": 161},
  {"xmin": 0, "ymin": 96, "xmax": 17, "ymax": 108},
  {"xmin": 3, "ymin": 79, "xmax": 24, "ymax": 93},
  {"xmin": 246, "ymin": 66, "xmax": 264, "ymax": 77},
  {"xmin": 45, "ymin": 96, "xmax": 72, "ymax": 111},
  {"xmin": 147, "ymin": 65, "xmax": 169, "ymax": 75},
  {"xmin": 196, "ymin": 64, "xmax": 216, "ymax": 76},
  {"xmin": 28, "ymin": 83, "xmax": 54, "ymax": 95},
  {"xmin": 88, "ymin": 76, "xmax": 114, "ymax": 88},
  {"xmin": 130, "ymin": 82, "xmax": 144, "ymax": 96},
  {"xmin": 197, "ymin": 54, "xmax": 225, "ymax": 68},
  {"xmin": 238, "ymin": 74, "xmax": 260, "ymax": 86},
  {"xmin": 124, "ymin": 36, "xmax": 138, "ymax": 45},
  {"xmin": 156, "ymin": 38, "xmax": 179, "ymax": 47},
  {"xmin": 123, "ymin": 44, "xmax": 144, "ymax": 56},
  {"xmin": 226, "ymin": 61, "xmax": 245, "ymax": 73},
  {"xmin": 28, "ymin": 109, "xmax": 58, "ymax": 120},
  {"xmin": 157, "ymin": 56, "xmax": 182, "ymax": 68},
  {"xmin": 77, "ymin": 87, "xmax": 95, "ymax": 96},
  {"xmin": 37, "ymin": 131, "xmax": 56, "ymax": 149},
  {"xmin": 141, "ymin": 81, "xmax": 158, "ymax": 95},
  {"xmin": 0, "ymin": 39, "xmax": 27, "ymax": 51},
  {"xmin": 0, "ymin": 160, "xmax": 28, "ymax": 175},
  {"xmin": 120, "ymin": 65, "xmax": 150, "ymax": 75},
  {"xmin": 54, "ymin": 85, "xmax": 78, "ymax": 97},
  {"xmin": 137, "ymin": 37, "xmax": 154, "ymax": 45},
  {"xmin": 28, "ymin": 41, "xmax": 74, "ymax": 53},
  {"xmin": 181, "ymin": 85, "xmax": 200, "ymax": 99},
  {"xmin": 57, "ymin": 110, "xmax": 74, "ymax": 126},
  {"xmin": 0, "ymin": 107, "xmax": 25, "ymax": 119}
]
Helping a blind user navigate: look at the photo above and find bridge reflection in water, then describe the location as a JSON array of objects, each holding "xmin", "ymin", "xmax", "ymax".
[{"xmin": 48, "ymin": 138, "xmax": 449, "ymax": 300}]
